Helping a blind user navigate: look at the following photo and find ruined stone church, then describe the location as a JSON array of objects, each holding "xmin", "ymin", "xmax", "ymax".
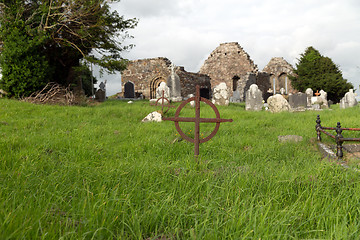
[{"xmin": 121, "ymin": 42, "xmax": 294, "ymax": 101}]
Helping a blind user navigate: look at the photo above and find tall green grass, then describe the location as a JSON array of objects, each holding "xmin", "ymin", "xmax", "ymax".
[{"xmin": 1, "ymin": 99, "xmax": 360, "ymax": 239}]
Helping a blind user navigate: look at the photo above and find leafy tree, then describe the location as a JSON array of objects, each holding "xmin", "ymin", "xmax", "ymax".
[
  {"xmin": 0, "ymin": 0, "xmax": 137, "ymax": 97},
  {"xmin": 289, "ymin": 46, "xmax": 353, "ymax": 102},
  {"xmin": 0, "ymin": 1, "xmax": 50, "ymax": 97}
]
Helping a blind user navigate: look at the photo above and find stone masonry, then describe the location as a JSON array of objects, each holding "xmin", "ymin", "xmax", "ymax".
[
  {"xmin": 121, "ymin": 58, "xmax": 211, "ymax": 99},
  {"xmin": 199, "ymin": 42, "xmax": 258, "ymax": 96},
  {"xmin": 121, "ymin": 42, "xmax": 295, "ymax": 102},
  {"xmin": 263, "ymin": 57, "xmax": 294, "ymax": 94}
]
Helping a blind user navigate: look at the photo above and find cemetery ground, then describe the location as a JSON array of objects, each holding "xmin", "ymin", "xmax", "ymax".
[{"xmin": 1, "ymin": 98, "xmax": 360, "ymax": 240}]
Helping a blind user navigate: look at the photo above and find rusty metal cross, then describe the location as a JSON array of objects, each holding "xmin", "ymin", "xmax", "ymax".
[
  {"xmin": 163, "ymin": 85, "xmax": 233, "ymax": 156},
  {"xmin": 150, "ymin": 90, "xmax": 175, "ymax": 114}
]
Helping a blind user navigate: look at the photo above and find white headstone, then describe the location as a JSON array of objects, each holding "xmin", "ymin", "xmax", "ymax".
[
  {"xmin": 340, "ymin": 89, "xmax": 358, "ymax": 109},
  {"xmin": 167, "ymin": 64, "xmax": 182, "ymax": 101},
  {"xmin": 267, "ymin": 94, "xmax": 291, "ymax": 113},
  {"xmin": 305, "ymin": 88, "xmax": 313, "ymax": 108},
  {"xmin": 156, "ymin": 82, "xmax": 170, "ymax": 99},
  {"xmin": 187, "ymin": 94, "xmax": 195, "ymax": 107},
  {"xmin": 245, "ymin": 84, "xmax": 263, "ymax": 111},
  {"xmin": 212, "ymin": 82, "xmax": 230, "ymax": 106}
]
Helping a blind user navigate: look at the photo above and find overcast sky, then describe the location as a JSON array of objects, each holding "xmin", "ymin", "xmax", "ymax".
[{"xmin": 98, "ymin": 0, "xmax": 360, "ymax": 97}]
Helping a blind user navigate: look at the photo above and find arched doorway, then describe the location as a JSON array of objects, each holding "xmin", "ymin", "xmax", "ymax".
[
  {"xmin": 124, "ymin": 81, "xmax": 135, "ymax": 98},
  {"xmin": 150, "ymin": 77, "xmax": 165, "ymax": 99},
  {"xmin": 200, "ymin": 88, "xmax": 210, "ymax": 99},
  {"xmin": 232, "ymin": 76, "xmax": 240, "ymax": 91},
  {"xmin": 278, "ymin": 73, "xmax": 287, "ymax": 93}
]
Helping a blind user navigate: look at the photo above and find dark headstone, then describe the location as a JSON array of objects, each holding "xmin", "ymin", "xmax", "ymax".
[
  {"xmin": 124, "ymin": 82, "xmax": 135, "ymax": 98},
  {"xmin": 288, "ymin": 93, "xmax": 307, "ymax": 110},
  {"xmin": 95, "ymin": 89, "xmax": 106, "ymax": 102}
]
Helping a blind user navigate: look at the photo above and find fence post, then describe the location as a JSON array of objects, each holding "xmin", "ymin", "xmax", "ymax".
[
  {"xmin": 316, "ymin": 115, "xmax": 322, "ymax": 141},
  {"xmin": 335, "ymin": 122, "xmax": 344, "ymax": 159}
]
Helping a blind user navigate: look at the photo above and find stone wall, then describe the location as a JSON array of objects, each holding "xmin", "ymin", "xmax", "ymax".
[
  {"xmin": 121, "ymin": 43, "xmax": 296, "ymax": 101},
  {"xmin": 199, "ymin": 42, "xmax": 258, "ymax": 96},
  {"xmin": 176, "ymin": 68, "xmax": 211, "ymax": 98},
  {"xmin": 236, "ymin": 72, "xmax": 257, "ymax": 102},
  {"xmin": 121, "ymin": 58, "xmax": 211, "ymax": 99},
  {"xmin": 256, "ymin": 72, "xmax": 271, "ymax": 101},
  {"xmin": 263, "ymin": 57, "xmax": 294, "ymax": 94},
  {"xmin": 121, "ymin": 57, "xmax": 171, "ymax": 99}
]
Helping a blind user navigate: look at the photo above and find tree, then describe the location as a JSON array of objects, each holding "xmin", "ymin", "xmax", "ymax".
[
  {"xmin": 289, "ymin": 46, "xmax": 353, "ymax": 103},
  {"xmin": 0, "ymin": 0, "xmax": 137, "ymax": 97}
]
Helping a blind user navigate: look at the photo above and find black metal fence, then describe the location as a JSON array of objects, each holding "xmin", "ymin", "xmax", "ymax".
[{"xmin": 316, "ymin": 115, "xmax": 360, "ymax": 159}]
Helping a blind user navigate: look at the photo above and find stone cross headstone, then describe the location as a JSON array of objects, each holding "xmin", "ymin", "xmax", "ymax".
[
  {"xmin": 212, "ymin": 82, "xmax": 230, "ymax": 106},
  {"xmin": 99, "ymin": 82, "xmax": 105, "ymax": 91},
  {"xmin": 340, "ymin": 89, "xmax": 358, "ymax": 109},
  {"xmin": 267, "ymin": 94, "xmax": 291, "ymax": 113},
  {"xmin": 310, "ymin": 89, "xmax": 328, "ymax": 109},
  {"xmin": 245, "ymin": 84, "xmax": 263, "ymax": 111},
  {"xmin": 156, "ymin": 82, "xmax": 170, "ymax": 99},
  {"xmin": 288, "ymin": 92, "xmax": 307, "ymax": 110},
  {"xmin": 167, "ymin": 63, "xmax": 182, "ymax": 101}
]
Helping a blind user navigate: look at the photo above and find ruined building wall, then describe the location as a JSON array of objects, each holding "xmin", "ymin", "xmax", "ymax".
[
  {"xmin": 263, "ymin": 57, "xmax": 295, "ymax": 94},
  {"xmin": 256, "ymin": 72, "xmax": 272, "ymax": 101},
  {"xmin": 176, "ymin": 68, "xmax": 211, "ymax": 98},
  {"xmin": 121, "ymin": 58, "xmax": 211, "ymax": 99},
  {"xmin": 199, "ymin": 42, "xmax": 258, "ymax": 95},
  {"xmin": 121, "ymin": 58, "xmax": 171, "ymax": 99}
]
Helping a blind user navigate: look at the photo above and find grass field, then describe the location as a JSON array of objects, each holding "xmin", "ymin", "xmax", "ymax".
[{"xmin": 1, "ymin": 98, "xmax": 360, "ymax": 239}]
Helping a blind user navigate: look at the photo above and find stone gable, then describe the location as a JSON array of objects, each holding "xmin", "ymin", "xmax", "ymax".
[
  {"xmin": 263, "ymin": 57, "xmax": 294, "ymax": 94},
  {"xmin": 199, "ymin": 42, "xmax": 258, "ymax": 94}
]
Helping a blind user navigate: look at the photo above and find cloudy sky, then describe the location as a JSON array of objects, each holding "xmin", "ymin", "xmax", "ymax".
[{"xmin": 97, "ymin": 0, "xmax": 360, "ymax": 97}]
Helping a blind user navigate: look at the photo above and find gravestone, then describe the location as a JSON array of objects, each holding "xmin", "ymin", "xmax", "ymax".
[
  {"xmin": 340, "ymin": 89, "xmax": 358, "ymax": 109},
  {"xmin": 310, "ymin": 90, "xmax": 328, "ymax": 109},
  {"xmin": 167, "ymin": 63, "xmax": 182, "ymax": 101},
  {"xmin": 95, "ymin": 89, "xmax": 106, "ymax": 102},
  {"xmin": 245, "ymin": 84, "xmax": 263, "ymax": 111},
  {"xmin": 156, "ymin": 82, "xmax": 170, "ymax": 99},
  {"xmin": 267, "ymin": 94, "xmax": 291, "ymax": 113},
  {"xmin": 124, "ymin": 81, "xmax": 135, "ymax": 98},
  {"xmin": 288, "ymin": 92, "xmax": 307, "ymax": 110},
  {"xmin": 305, "ymin": 88, "xmax": 313, "ymax": 108},
  {"xmin": 236, "ymin": 72, "xmax": 257, "ymax": 102},
  {"xmin": 230, "ymin": 90, "xmax": 241, "ymax": 103},
  {"xmin": 187, "ymin": 94, "xmax": 195, "ymax": 107},
  {"xmin": 278, "ymin": 135, "xmax": 303, "ymax": 143},
  {"xmin": 212, "ymin": 82, "xmax": 230, "ymax": 106}
]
